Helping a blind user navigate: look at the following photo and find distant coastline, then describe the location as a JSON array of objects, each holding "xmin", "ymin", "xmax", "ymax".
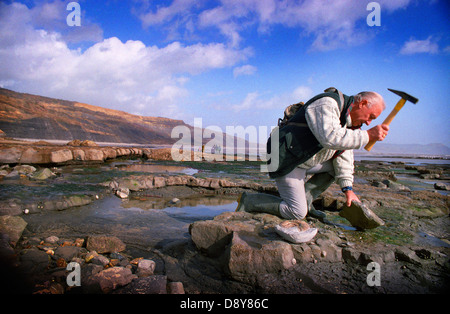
[{"xmin": 5, "ymin": 137, "xmax": 449, "ymax": 166}]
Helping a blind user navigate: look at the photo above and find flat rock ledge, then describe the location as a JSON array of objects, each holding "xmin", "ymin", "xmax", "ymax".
[
  {"xmin": 105, "ymin": 174, "xmax": 277, "ymax": 195},
  {"xmin": 0, "ymin": 144, "xmax": 152, "ymax": 165},
  {"xmin": 190, "ymin": 212, "xmax": 342, "ymax": 284},
  {"xmin": 188, "ymin": 211, "xmax": 449, "ymax": 291}
]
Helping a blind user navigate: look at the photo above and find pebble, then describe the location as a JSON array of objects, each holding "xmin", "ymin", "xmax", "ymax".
[
  {"xmin": 9, "ymin": 234, "xmax": 185, "ymax": 294},
  {"xmin": 92, "ymin": 254, "xmax": 110, "ymax": 266},
  {"xmin": 45, "ymin": 236, "xmax": 59, "ymax": 244},
  {"xmin": 170, "ymin": 198, "xmax": 180, "ymax": 204}
]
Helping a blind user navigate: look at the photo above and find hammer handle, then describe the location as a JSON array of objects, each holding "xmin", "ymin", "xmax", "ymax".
[{"xmin": 364, "ymin": 98, "xmax": 406, "ymax": 151}]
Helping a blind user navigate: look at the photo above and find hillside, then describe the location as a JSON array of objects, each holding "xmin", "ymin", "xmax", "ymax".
[{"xmin": 0, "ymin": 88, "xmax": 190, "ymax": 145}]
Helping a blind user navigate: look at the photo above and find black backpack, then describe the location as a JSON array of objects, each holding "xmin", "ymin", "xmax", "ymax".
[{"xmin": 277, "ymin": 87, "xmax": 344, "ymax": 128}]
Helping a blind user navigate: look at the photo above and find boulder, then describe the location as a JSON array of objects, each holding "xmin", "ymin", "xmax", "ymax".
[
  {"xmin": 0, "ymin": 215, "xmax": 27, "ymax": 246},
  {"xmin": 167, "ymin": 282, "xmax": 185, "ymax": 294},
  {"xmin": 226, "ymin": 232, "xmax": 296, "ymax": 284},
  {"xmin": 50, "ymin": 149, "xmax": 73, "ymax": 163},
  {"xmin": 86, "ymin": 235, "xmax": 126, "ymax": 254},
  {"xmin": 72, "ymin": 149, "xmax": 85, "ymax": 161},
  {"xmin": 18, "ymin": 248, "xmax": 50, "ymax": 274},
  {"xmin": 339, "ymin": 201, "xmax": 385, "ymax": 230},
  {"xmin": 115, "ymin": 275, "xmax": 167, "ymax": 294},
  {"xmin": 189, "ymin": 211, "xmax": 262, "ymax": 257},
  {"xmin": 20, "ymin": 147, "xmax": 50, "ymax": 164},
  {"xmin": 382, "ymin": 179, "xmax": 411, "ymax": 192},
  {"xmin": 136, "ymin": 259, "xmax": 156, "ymax": 277},
  {"xmin": 84, "ymin": 148, "xmax": 104, "ymax": 161},
  {"xmin": 85, "ymin": 267, "xmax": 136, "ymax": 293},
  {"xmin": 434, "ymin": 182, "xmax": 449, "ymax": 191},
  {"xmin": 31, "ymin": 168, "xmax": 54, "ymax": 180},
  {"xmin": 0, "ymin": 147, "xmax": 23, "ymax": 163},
  {"xmin": 14, "ymin": 165, "xmax": 36, "ymax": 174},
  {"xmin": 115, "ymin": 187, "xmax": 130, "ymax": 199},
  {"xmin": 54, "ymin": 246, "xmax": 82, "ymax": 261},
  {"xmin": 189, "ymin": 212, "xmax": 308, "ymax": 284}
]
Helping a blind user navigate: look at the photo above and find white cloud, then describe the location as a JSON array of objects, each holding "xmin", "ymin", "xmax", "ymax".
[
  {"xmin": 400, "ymin": 36, "xmax": 440, "ymax": 55},
  {"xmin": 233, "ymin": 64, "xmax": 257, "ymax": 77},
  {"xmin": 0, "ymin": 2, "xmax": 250, "ymax": 119},
  {"xmin": 231, "ymin": 85, "xmax": 313, "ymax": 112},
  {"xmin": 139, "ymin": 0, "xmax": 413, "ymax": 51}
]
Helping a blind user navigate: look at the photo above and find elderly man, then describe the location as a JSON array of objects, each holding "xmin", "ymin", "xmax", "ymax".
[{"xmin": 236, "ymin": 88, "xmax": 389, "ymax": 220}]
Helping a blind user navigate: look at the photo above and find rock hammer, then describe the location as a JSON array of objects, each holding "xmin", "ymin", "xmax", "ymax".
[{"xmin": 364, "ymin": 88, "xmax": 419, "ymax": 151}]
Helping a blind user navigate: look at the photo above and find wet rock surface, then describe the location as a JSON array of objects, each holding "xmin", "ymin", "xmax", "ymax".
[{"xmin": 0, "ymin": 145, "xmax": 449, "ymax": 294}]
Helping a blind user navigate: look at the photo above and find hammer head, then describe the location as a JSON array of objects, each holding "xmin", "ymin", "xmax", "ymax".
[{"xmin": 388, "ymin": 88, "xmax": 419, "ymax": 104}]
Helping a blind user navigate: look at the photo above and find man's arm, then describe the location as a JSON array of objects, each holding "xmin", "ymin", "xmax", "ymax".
[
  {"xmin": 333, "ymin": 150, "xmax": 361, "ymax": 206},
  {"xmin": 305, "ymin": 97, "xmax": 369, "ymax": 150}
]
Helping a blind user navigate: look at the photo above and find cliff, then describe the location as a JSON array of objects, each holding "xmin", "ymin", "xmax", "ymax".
[{"xmin": 0, "ymin": 88, "xmax": 190, "ymax": 144}]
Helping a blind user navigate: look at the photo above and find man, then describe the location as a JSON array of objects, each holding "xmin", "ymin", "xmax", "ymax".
[{"xmin": 236, "ymin": 88, "xmax": 389, "ymax": 220}]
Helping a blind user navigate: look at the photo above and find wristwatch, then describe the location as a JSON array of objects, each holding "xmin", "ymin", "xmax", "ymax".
[{"xmin": 341, "ymin": 186, "xmax": 353, "ymax": 193}]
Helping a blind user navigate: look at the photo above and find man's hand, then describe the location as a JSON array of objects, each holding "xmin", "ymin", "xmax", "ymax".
[
  {"xmin": 367, "ymin": 124, "xmax": 389, "ymax": 142},
  {"xmin": 344, "ymin": 190, "xmax": 360, "ymax": 206}
]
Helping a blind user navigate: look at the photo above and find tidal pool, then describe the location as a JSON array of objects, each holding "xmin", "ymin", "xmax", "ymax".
[{"xmin": 22, "ymin": 194, "xmax": 237, "ymax": 249}]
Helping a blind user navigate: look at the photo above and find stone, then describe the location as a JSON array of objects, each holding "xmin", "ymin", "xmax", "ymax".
[
  {"xmin": 85, "ymin": 251, "xmax": 99, "ymax": 263},
  {"xmin": 382, "ymin": 180, "xmax": 411, "ymax": 192},
  {"xmin": 434, "ymin": 182, "xmax": 449, "ymax": 191},
  {"xmin": 14, "ymin": 165, "xmax": 36, "ymax": 174},
  {"xmin": 291, "ymin": 243, "xmax": 314, "ymax": 263},
  {"xmin": 167, "ymin": 282, "xmax": 185, "ymax": 294},
  {"xmin": 189, "ymin": 212, "xmax": 257, "ymax": 257},
  {"xmin": 395, "ymin": 247, "xmax": 422, "ymax": 266},
  {"xmin": 86, "ymin": 267, "xmax": 137, "ymax": 293},
  {"xmin": 65, "ymin": 195, "xmax": 92, "ymax": 207},
  {"xmin": 86, "ymin": 235, "xmax": 126, "ymax": 254},
  {"xmin": 341, "ymin": 247, "xmax": 359, "ymax": 263},
  {"xmin": 54, "ymin": 246, "xmax": 82, "ymax": 261},
  {"xmin": 115, "ymin": 275, "xmax": 167, "ymax": 294},
  {"xmin": 72, "ymin": 149, "xmax": 85, "ymax": 161},
  {"xmin": 50, "ymin": 149, "xmax": 73, "ymax": 163},
  {"xmin": 339, "ymin": 201, "xmax": 385, "ymax": 230},
  {"xmin": 91, "ymin": 254, "xmax": 110, "ymax": 266},
  {"xmin": 31, "ymin": 168, "xmax": 55, "ymax": 180},
  {"xmin": 153, "ymin": 176, "xmax": 166, "ymax": 188},
  {"xmin": 118, "ymin": 178, "xmax": 145, "ymax": 191},
  {"xmin": 315, "ymin": 238, "xmax": 342, "ymax": 263},
  {"xmin": 44, "ymin": 236, "xmax": 59, "ymax": 244},
  {"xmin": 136, "ymin": 259, "xmax": 156, "ymax": 277},
  {"xmin": 170, "ymin": 198, "xmax": 180, "ymax": 205},
  {"xmin": 84, "ymin": 148, "xmax": 104, "ymax": 161},
  {"xmin": 19, "ymin": 148, "xmax": 46, "ymax": 164},
  {"xmin": 19, "ymin": 248, "xmax": 50, "ymax": 274},
  {"xmin": 0, "ymin": 147, "xmax": 23, "ymax": 163},
  {"xmin": 0, "ymin": 199, "xmax": 23, "ymax": 216},
  {"xmin": 0, "ymin": 215, "xmax": 27, "ymax": 246},
  {"xmin": 0, "ymin": 233, "xmax": 15, "ymax": 259},
  {"xmin": 80, "ymin": 140, "xmax": 98, "ymax": 147},
  {"xmin": 115, "ymin": 187, "xmax": 130, "ymax": 199},
  {"xmin": 226, "ymin": 232, "xmax": 296, "ymax": 284}
]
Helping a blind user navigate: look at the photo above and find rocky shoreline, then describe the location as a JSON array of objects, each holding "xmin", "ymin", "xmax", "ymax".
[{"xmin": 0, "ymin": 140, "xmax": 449, "ymax": 294}]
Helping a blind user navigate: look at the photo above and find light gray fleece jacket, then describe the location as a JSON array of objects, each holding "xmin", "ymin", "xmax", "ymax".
[{"xmin": 300, "ymin": 96, "xmax": 370, "ymax": 189}]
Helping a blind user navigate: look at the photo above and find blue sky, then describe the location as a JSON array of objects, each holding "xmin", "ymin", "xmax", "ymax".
[{"xmin": 0, "ymin": 0, "xmax": 449, "ymax": 146}]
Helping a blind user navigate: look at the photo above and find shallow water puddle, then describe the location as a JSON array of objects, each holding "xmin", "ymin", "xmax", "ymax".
[
  {"xmin": 23, "ymin": 195, "xmax": 236, "ymax": 248},
  {"xmin": 415, "ymin": 231, "xmax": 450, "ymax": 248}
]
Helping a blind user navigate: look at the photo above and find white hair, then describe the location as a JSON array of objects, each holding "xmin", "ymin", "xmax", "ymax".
[{"xmin": 355, "ymin": 91, "xmax": 386, "ymax": 110}]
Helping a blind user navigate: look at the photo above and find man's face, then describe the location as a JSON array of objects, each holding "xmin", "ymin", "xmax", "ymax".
[{"xmin": 350, "ymin": 100, "xmax": 383, "ymax": 128}]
